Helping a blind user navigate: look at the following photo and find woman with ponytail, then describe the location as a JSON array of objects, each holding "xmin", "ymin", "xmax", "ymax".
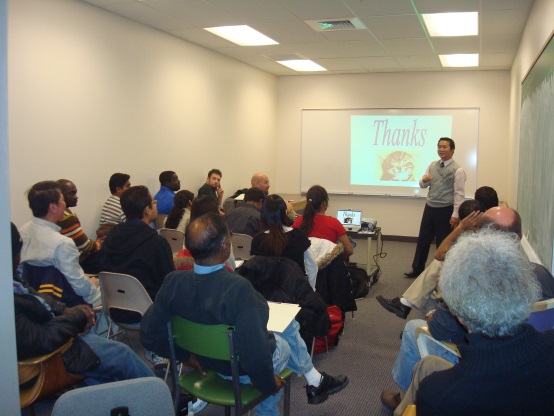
[
  {"xmin": 164, "ymin": 190, "xmax": 194, "ymax": 233},
  {"xmin": 251, "ymin": 194, "xmax": 318, "ymax": 289},
  {"xmin": 292, "ymin": 185, "xmax": 353, "ymax": 260}
]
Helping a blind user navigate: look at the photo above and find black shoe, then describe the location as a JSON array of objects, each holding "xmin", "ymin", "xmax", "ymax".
[
  {"xmin": 403, "ymin": 271, "xmax": 420, "ymax": 278},
  {"xmin": 380, "ymin": 390, "xmax": 401, "ymax": 410},
  {"xmin": 376, "ymin": 296, "xmax": 411, "ymax": 319},
  {"xmin": 306, "ymin": 373, "xmax": 349, "ymax": 405}
]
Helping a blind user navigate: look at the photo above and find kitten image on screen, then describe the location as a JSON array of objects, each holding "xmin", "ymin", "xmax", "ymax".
[{"xmin": 380, "ymin": 151, "xmax": 415, "ymax": 181}]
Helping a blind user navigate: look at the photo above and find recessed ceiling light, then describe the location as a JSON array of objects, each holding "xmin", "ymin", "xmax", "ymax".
[
  {"xmin": 276, "ymin": 60, "xmax": 327, "ymax": 72},
  {"xmin": 439, "ymin": 54, "xmax": 479, "ymax": 67},
  {"xmin": 422, "ymin": 12, "xmax": 478, "ymax": 37},
  {"xmin": 204, "ymin": 25, "xmax": 278, "ymax": 46}
]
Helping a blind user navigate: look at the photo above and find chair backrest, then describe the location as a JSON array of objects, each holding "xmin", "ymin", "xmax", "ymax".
[
  {"xmin": 528, "ymin": 298, "xmax": 554, "ymax": 332},
  {"xmin": 98, "ymin": 272, "xmax": 152, "ymax": 327},
  {"xmin": 171, "ymin": 316, "xmax": 234, "ymax": 361},
  {"xmin": 156, "ymin": 214, "xmax": 168, "ymax": 230},
  {"xmin": 231, "ymin": 233, "xmax": 253, "ymax": 260},
  {"xmin": 22, "ymin": 264, "xmax": 87, "ymax": 307},
  {"xmin": 51, "ymin": 377, "xmax": 174, "ymax": 416},
  {"xmin": 159, "ymin": 228, "xmax": 185, "ymax": 253}
]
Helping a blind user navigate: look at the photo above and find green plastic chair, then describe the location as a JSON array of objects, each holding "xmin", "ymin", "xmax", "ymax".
[{"xmin": 168, "ymin": 316, "xmax": 293, "ymax": 416}]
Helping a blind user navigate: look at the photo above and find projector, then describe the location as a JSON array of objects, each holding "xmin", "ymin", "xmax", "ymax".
[{"xmin": 361, "ymin": 218, "xmax": 377, "ymax": 232}]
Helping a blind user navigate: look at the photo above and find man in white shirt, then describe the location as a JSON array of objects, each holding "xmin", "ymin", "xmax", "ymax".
[
  {"xmin": 404, "ymin": 138, "xmax": 466, "ymax": 278},
  {"xmin": 19, "ymin": 181, "xmax": 101, "ymax": 306}
]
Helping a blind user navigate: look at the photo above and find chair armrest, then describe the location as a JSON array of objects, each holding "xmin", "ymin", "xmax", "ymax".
[
  {"xmin": 18, "ymin": 338, "xmax": 75, "ymax": 366},
  {"xmin": 415, "ymin": 326, "xmax": 460, "ymax": 358},
  {"xmin": 403, "ymin": 404, "xmax": 416, "ymax": 416}
]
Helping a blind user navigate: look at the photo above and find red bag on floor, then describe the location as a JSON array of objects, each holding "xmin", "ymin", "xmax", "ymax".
[{"xmin": 313, "ymin": 305, "xmax": 344, "ymax": 354}]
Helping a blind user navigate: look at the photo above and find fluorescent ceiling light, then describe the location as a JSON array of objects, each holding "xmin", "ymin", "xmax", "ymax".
[
  {"xmin": 204, "ymin": 25, "xmax": 278, "ymax": 46},
  {"xmin": 422, "ymin": 12, "xmax": 478, "ymax": 37},
  {"xmin": 276, "ymin": 60, "xmax": 327, "ymax": 72},
  {"xmin": 439, "ymin": 54, "xmax": 479, "ymax": 67}
]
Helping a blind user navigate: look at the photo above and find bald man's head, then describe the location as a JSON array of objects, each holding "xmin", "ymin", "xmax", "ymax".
[
  {"xmin": 481, "ymin": 206, "xmax": 522, "ymax": 238},
  {"xmin": 185, "ymin": 213, "xmax": 230, "ymax": 264},
  {"xmin": 251, "ymin": 173, "xmax": 270, "ymax": 195}
]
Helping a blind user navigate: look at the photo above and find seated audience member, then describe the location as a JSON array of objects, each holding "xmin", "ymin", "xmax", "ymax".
[
  {"xmin": 99, "ymin": 185, "xmax": 174, "ymax": 300},
  {"xmin": 19, "ymin": 181, "xmax": 101, "ymax": 307},
  {"xmin": 56, "ymin": 179, "xmax": 102, "ymax": 274},
  {"xmin": 140, "ymin": 213, "xmax": 348, "ymax": 414},
  {"xmin": 97, "ymin": 173, "xmax": 130, "ymax": 238},
  {"xmin": 383, "ymin": 206, "xmax": 554, "ymax": 408},
  {"xmin": 154, "ymin": 171, "xmax": 181, "ymax": 215},
  {"xmin": 251, "ymin": 172, "xmax": 297, "ymax": 220},
  {"xmin": 12, "ymin": 222, "xmax": 154, "ymax": 384},
  {"xmin": 225, "ymin": 187, "xmax": 265, "ymax": 237},
  {"xmin": 163, "ymin": 190, "xmax": 194, "ymax": 233},
  {"xmin": 251, "ymin": 172, "xmax": 271, "ymax": 195},
  {"xmin": 292, "ymin": 185, "xmax": 354, "ymax": 260},
  {"xmin": 198, "ymin": 168, "xmax": 224, "ymax": 207},
  {"xmin": 474, "ymin": 185, "xmax": 499, "ymax": 210},
  {"xmin": 251, "ymin": 194, "xmax": 318, "ymax": 289},
  {"xmin": 174, "ymin": 196, "xmax": 235, "ymax": 271},
  {"xmin": 383, "ymin": 228, "xmax": 554, "ymax": 415},
  {"xmin": 376, "ymin": 199, "xmax": 484, "ymax": 319}
]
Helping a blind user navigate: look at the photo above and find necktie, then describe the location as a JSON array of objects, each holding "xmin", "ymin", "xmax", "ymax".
[{"xmin": 440, "ymin": 162, "xmax": 445, "ymax": 168}]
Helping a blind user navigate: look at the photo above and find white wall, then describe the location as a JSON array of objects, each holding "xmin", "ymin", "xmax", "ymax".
[
  {"xmin": 8, "ymin": 0, "xmax": 277, "ymax": 235},
  {"xmin": 276, "ymin": 70, "xmax": 510, "ymax": 236}
]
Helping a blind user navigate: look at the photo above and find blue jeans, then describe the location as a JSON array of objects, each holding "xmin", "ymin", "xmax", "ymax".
[
  {"xmin": 392, "ymin": 319, "xmax": 459, "ymax": 392},
  {"xmin": 275, "ymin": 319, "xmax": 314, "ymax": 376},
  {"xmin": 220, "ymin": 320, "xmax": 312, "ymax": 416},
  {"xmin": 221, "ymin": 332, "xmax": 291, "ymax": 416},
  {"xmin": 80, "ymin": 333, "xmax": 155, "ymax": 385}
]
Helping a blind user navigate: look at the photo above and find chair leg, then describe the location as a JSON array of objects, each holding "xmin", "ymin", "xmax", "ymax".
[
  {"xmin": 310, "ymin": 337, "xmax": 315, "ymax": 358},
  {"xmin": 225, "ymin": 405, "xmax": 231, "ymax": 416},
  {"xmin": 283, "ymin": 379, "xmax": 291, "ymax": 416}
]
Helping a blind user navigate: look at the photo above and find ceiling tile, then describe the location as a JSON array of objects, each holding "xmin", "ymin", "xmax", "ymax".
[{"xmin": 362, "ymin": 15, "xmax": 426, "ymax": 40}]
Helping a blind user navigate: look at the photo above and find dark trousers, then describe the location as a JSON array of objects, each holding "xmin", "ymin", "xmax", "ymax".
[{"xmin": 411, "ymin": 204, "xmax": 453, "ymax": 273}]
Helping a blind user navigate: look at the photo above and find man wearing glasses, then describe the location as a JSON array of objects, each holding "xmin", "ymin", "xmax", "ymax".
[{"xmin": 99, "ymin": 185, "xmax": 174, "ymax": 300}]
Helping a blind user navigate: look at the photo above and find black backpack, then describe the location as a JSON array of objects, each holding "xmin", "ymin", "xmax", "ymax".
[{"xmin": 347, "ymin": 266, "xmax": 370, "ymax": 299}]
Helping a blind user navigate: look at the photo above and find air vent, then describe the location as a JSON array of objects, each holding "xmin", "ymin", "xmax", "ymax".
[{"xmin": 305, "ymin": 18, "xmax": 367, "ymax": 32}]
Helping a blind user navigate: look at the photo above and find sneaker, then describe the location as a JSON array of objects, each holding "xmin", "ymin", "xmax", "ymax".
[
  {"xmin": 376, "ymin": 296, "xmax": 411, "ymax": 319},
  {"xmin": 144, "ymin": 350, "xmax": 168, "ymax": 369},
  {"xmin": 188, "ymin": 399, "xmax": 208, "ymax": 414},
  {"xmin": 306, "ymin": 372, "xmax": 349, "ymax": 404}
]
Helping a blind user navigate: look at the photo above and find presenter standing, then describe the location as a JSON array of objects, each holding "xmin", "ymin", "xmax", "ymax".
[{"xmin": 404, "ymin": 138, "xmax": 466, "ymax": 278}]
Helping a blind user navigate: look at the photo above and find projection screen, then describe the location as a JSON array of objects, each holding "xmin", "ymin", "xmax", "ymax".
[{"xmin": 301, "ymin": 108, "xmax": 478, "ymax": 198}]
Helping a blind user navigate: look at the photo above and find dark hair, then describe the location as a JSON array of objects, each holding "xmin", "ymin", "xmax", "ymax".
[
  {"xmin": 120, "ymin": 185, "xmax": 152, "ymax": 220},
  {"xmin": 438, "ymin": 137, "xmax": 455, "ymax": 150},
  {"xmin": 11, "ymin": 222, "xmax": 22, "ymax": 280},
  {"xmin": 185, "ymin": 213, "xmax": 228, "ymax": 261},
  {"xmin": 475, "ymin": 186, "xmax": 499, "ymax": 210},
  {"xmin": 207, "ymin": 169, "xmax": 222, "ymax": 178},
  {"xmin": 27, "ymin": 181, "xmax": 62, "ymax": 217},
  {"xmin": 165, "ymin": 190, "xmax": 194, "ymax": 229},
  {"xmin": 244, "ymin": 187, "xmax": 265, "ymax": 204},
  {"xmin": 190, "ymin": 195, "xmax": 220, "ymax": 222},
  {"xmin": 55, "ymin": 179, "xmax": 72, "ymax": 193},
  {"xmin": 159, "ymin": 171, "xmax": 176, "ymax": 186},
  {"xmin": 299, "ymin": 185, "xmax": 328, "ymax": 235},
  {"xmin": 458, "ymin": 199, "xmax": 482, "ymax": 220},
  {"xmin": 109, "ymin": 173, "xmax": 130, "ymax": 194},
  {"xmin": 259, "ymin": 194, "xmax": 290, "ymax": 257}
]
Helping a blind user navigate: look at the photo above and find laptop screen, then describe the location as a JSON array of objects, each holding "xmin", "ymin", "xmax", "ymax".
[{"xmin": 337, "ymin": 210, "xmax": 362, "ymax": 227}]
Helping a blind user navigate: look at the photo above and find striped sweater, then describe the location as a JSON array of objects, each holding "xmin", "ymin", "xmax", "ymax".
[{"xmin": 57, "ymin": 209, "xmax": 100, "ymax": 259}]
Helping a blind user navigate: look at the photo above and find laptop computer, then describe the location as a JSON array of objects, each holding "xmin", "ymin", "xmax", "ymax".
[{"xmin": 337, "ymin": 209, "xmax": 362, "ymax": 232}]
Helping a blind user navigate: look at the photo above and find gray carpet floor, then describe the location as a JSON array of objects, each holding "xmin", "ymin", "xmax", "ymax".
[{"xmin": 24, "ymin": 240, "xmax": 435, "ymax": 416}]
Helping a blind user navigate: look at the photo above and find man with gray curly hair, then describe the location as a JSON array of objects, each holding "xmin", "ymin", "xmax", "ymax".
[{"xmin": 393, "ymin": 228, "xmax": 554, "ymax": 415}]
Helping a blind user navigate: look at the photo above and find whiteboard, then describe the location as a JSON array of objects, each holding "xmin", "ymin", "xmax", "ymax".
[{"xmin": 301, "ymin": 108, "xmax": 478, "ymax": 197}]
